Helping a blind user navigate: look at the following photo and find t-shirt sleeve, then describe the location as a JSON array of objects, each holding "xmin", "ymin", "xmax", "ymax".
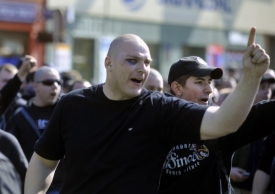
[
  {"xmin": 220, "ymin": 100, "xmax": 275, "ymax": 154},
  {"xmin": 156, "ymin": 95, "xmax": 208, "ymax": 144},
  {"xmin": 257, "ymin": 132, "xmax": 275, "ymax": 174},
  {"xmin": 34, "ymin": 97, "xmax": 66, "ymax": 160},
  {"xmin": 2, "ymin": 131, "xmax": 28, "ymax": 183}
]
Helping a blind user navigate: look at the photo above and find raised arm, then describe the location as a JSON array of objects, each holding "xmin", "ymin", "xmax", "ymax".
[
  {"xmin": 0, "ymin": 55, "xmax": 36, "ymax": 115},
  {"xmin": 24, "ymin": 152, "xmax": 59, "ymax": 194},
  {"xmin": 200, "ymin": 27, "xmax": 270, "ymax": 140}
]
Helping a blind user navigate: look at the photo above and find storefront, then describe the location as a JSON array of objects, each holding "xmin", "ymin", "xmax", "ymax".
[
  {"xmin": 46, "ymin": 0, "xmax": 275, "ymax": 83},
  {"xmin": 0, "ymin": 0, "xmax": 46, "ymax": 67}
]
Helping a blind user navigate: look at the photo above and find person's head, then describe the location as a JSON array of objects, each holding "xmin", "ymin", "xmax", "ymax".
[
  {"xmin": 144, "ymin": 68, "xmax": 163, "ymax": 92},
  {"xmin": 69, "ymin": 80, "xmax": 92, "ymax": 92},
  {"xmin": 163, "ymin": 79, "xmax": 170, "ymax": 93},
  {"xmin": 20, "ymin": 71, "xmax": 36, "ymax": 100},
  {"xmin": 272, "ymin": 88, "xmax": 275, "ymax": 100},
  {"xmin": 210, "ymin": 86, "xmax": 220, "ymax": 106},
  {"xmin": 0, "ymin": 64, "xmax": 18, "ymax": 90},
  {"xmin": 254, "ymin": 69, "xmax": 275, "ymax": 103},
  {"xmin": 217, "ymin": 87, "xmax": 234, "ymax": 105},
  {"xmin": 168, "ymin": 56, "xmax": 223, "ymax": 105},
  {"xmin": 104, "ymin": 34, "xmax": 152, "ymax": 100},
  {"xmin": 214, "ymin": 77, "xmax": 236, "ymax": 91},
  {"xmin": 33, "ymin": 66, "xmax": 61, "ymax": 107},
  {"xmin": 60, "ymin": 70, "xmax": 82, "ymax": 94}
]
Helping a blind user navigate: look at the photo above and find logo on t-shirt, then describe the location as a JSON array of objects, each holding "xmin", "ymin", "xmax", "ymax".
[
  {"xmin": 37, "ymin": 119, "xmax": 49, "ymax": 130},
  {"xmin": 163, "ymin": 144, "xmax": 209, "ymax": 175}
]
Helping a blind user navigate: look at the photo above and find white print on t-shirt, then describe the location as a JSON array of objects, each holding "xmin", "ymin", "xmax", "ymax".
[
  {"xmin": 37, "ymin": 119, "xmax": 49, "ymax": 130},
  {"xmin": 163, "ymin": 144, "xmax": 209, "ymax": 175}
]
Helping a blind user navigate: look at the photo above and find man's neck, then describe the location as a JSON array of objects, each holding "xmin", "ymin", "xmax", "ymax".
[{"xmin": 32, "ymin": 98, "xmax": 51, "ymax": 107}]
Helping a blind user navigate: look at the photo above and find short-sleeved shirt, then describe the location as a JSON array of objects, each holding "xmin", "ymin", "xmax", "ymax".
[
  {"xmin": 34, "ymin": 84, "xmax": 208, "ymax": 194},
  {"xmin": 159, "ymin": 100, "xmax": 275, "ymax": 193}
]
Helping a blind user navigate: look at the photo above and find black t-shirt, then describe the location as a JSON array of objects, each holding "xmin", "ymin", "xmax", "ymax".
[
  {"xmin": 11, "ymin": 103, "xmax": 56, "ymax": 160},
  {"xmin": 10, "ymin": 102, "xmax": 64, "ymax": 191},
  {"xmin": 34, "ymin": 84, "xmax": 208, "ymax": 194},
  {"xmin": 258, "ymin": 132, "xmax": 275, "ymax": 175},
  {"xmin": 159, "ymin": 100, "xmax": 275, "ymax": 194},
  {"xmin": 0, "ymin": 129, "xmax": 28, "ymax": 186},
  {"xmin": 0, "ymin": 152, "xmax": 21, "ymax": 194}
]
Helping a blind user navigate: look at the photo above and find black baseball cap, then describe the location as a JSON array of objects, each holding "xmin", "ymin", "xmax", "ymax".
[{"xmin": 168, "ymin": 56, "xmax": 223, "ymax": 85}]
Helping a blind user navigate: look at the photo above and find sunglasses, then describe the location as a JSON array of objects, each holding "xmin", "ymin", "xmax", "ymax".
[{"xmin": 37, "ymin": 79, "xmax": 63, "ymax": 86}]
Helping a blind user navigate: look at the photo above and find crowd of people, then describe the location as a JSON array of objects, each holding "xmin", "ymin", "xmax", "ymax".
[{"xmin": 0, "ymin": 27, "xmax": 274, "ymax": 194}]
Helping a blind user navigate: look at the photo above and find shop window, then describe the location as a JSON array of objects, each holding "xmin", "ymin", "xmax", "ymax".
[
  {"xmin": 147, "ymin": 43, "xmax": 160, "ymax": 69},
  {"xmin": 183, "ymin": 46, "xmax": 206, "ymax": 59},
  {"xmin": 73, "ymin": 38, "xmax": 94, "ymax": 82}
]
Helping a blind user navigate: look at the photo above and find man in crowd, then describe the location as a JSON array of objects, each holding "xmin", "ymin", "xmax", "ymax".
[
  {"xmin": 144, "ymin": 68, "xmax": 164, "ymax": 92},
  {"xmin": 231, "ymin": 68, "xmax": 275, "ymax": 194},
  {"xmin": 0, "ymin": 56, "xmax": 36, "ymax": 193},
  {"xmin": 252, "ymin": 132, "xmax": 275, "ymax": 194},
  {"xmin": 68, "ymin": 79, "xmax": 92, "ymax": 92},
  {"xmin": 158, "ymin": 57, "xmax": 275, "ymax": 194},
  {"xmin": 0, "ymin": 63, "xmax": 18, "ymax": 90},
  {"xmin": 0, "ymin": 56, "xmax": 36, "ymax": 114},
  {"xmin": 0, "ymin": 63, "xmax": 27, "ymax": 131},
  {"xmin": 24, "ymin": 27, "xmax": 269, "ymax": 194},
  {"xmin": 10, "ymin": 66, "xmax": 64, "ymax": 193}
]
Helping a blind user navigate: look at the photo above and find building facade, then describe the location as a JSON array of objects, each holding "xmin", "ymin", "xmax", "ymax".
[
  {"xmin": 46, "ymin": 0, "xmax": 275, "ymax": 84},
  {"xmin": 0, "ymin": 0, "xmax": 47, "ymax": 67}
]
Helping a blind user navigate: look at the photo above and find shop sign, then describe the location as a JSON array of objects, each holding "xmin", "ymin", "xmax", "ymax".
[
  {"xmin": 0, "ymin": 1, "xmax": 37, "ymax": 23},
  {"xmin": 122, "ymin": 0, "xmax": 147, "ymax": 11},
  {"xmin": 159, "ymin": 0, "xmax": 232, "ymax": 13},
  {"xmin": 206, "ymin": 44, "xmax": 224, "ymax": 68}
]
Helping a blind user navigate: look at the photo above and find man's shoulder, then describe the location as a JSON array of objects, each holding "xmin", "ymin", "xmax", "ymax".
[
  {"xmin": 141, "ymin": 89, "xmax": 173, "ymax": 99},
  {"xmin": 0, "ymin": 129, "xmax": 18, "ymax": 144},
  {"xmin": 58, "ymin": 84, "xmax": 103, "ymax": 107},
  {"xmin": 139, "ymin": 90, "xmax": 197, "ymax": 110},
  {"xmin": 63, "ymin": 84, "xmax": 102, "ymax": 98}
]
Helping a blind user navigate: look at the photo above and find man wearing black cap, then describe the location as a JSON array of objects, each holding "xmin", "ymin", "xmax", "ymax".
[
  {"xmin": 167, "ymin": 56, "xmax": 222, "ymax": 104},
  {"xmin": 159, "ymin": 58, "xmax": 275, "ymax": 194}
]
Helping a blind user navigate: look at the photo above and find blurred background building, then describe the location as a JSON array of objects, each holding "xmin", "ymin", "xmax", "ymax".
[
  {"xmin": 0, "ymin": 0, "xmax": 46, "ymax": 67},
  {"xmin": 1, "ymin": 0, "xmax": 275, "ymax": 84}
]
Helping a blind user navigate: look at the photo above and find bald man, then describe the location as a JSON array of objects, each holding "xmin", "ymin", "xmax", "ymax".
[
  {"xmin": 25, "ymin": 31, "xmax": 270, "ymax": 194},
  {"xmin": 10, "ymin": 66, "xmax": 64, "ymax": 193},
  {"xmin": 144, "ymin": 68, "xmax": 164, "ymax": 92}
]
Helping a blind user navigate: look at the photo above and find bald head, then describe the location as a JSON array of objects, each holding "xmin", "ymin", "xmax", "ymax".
[
  {"xmin": 144, "ymin": 68, "xmax": 164, "ymax": 92},
  {"xmin": 103, "ymin": 34, "xmax": 152, "ymax": 100},
  {"xmin": 107, "ymin": 34, "xmax": 149, "ymax": 57},
  {"xmin": 34, "ymin": 66, "xmax": 60, "ymax": 82}
]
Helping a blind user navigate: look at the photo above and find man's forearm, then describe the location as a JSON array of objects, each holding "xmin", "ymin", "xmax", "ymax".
[
  {"xmin": 201, "ymin": 27, "xmax": 270, "ymax": 140},
  {"xmin": 252, "ymin": 170, "xmax": 270, "ymax": 194},
  {"xmin": 201, "ymin": 76, "xmax": 261, "ymax": 140},
  {"xmin": 25, "ymin": 153, "xmax": 59, "ymax": 194},
  {"xmin": 215, "ymin": 76, "xmax": 260, "ymax": 132}
]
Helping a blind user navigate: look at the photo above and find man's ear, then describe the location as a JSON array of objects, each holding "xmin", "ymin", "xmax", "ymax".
[
  {"xmin": 171, "ymin": 81, "xmax": 182, "ymax": 96},
  {"xmin": 105, "ymin": 57, "xmax": 112, "ymax": 71}
]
